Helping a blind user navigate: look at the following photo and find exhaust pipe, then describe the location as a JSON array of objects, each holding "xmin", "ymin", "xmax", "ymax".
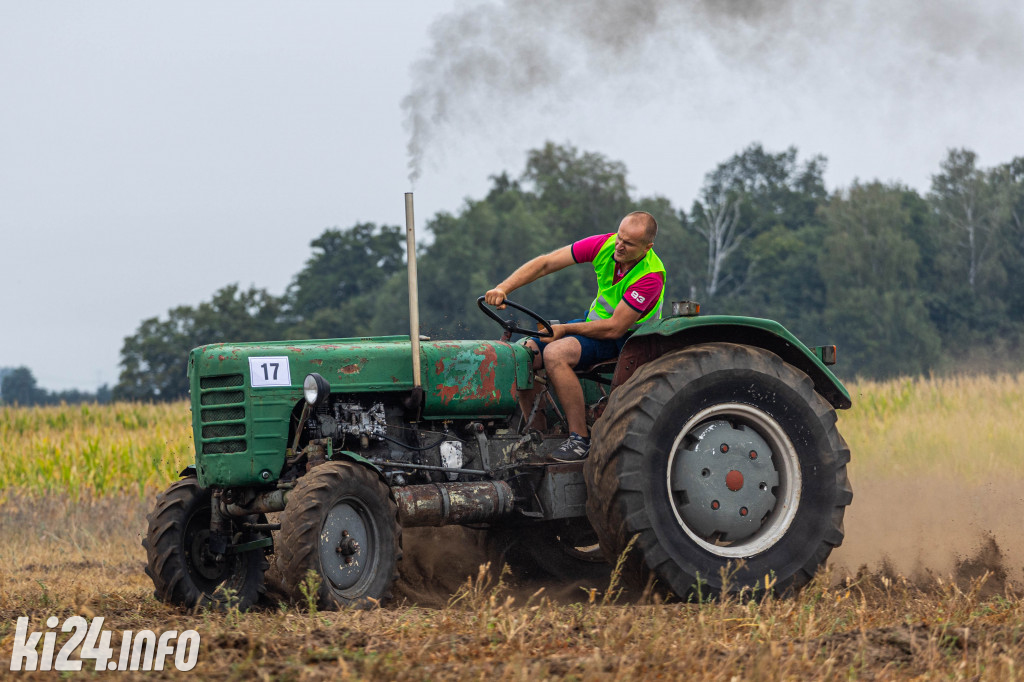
[
  {"xmin": 393, "ymin": 480, "xmax": 515, "ymax": 527},
  {"xmin": 221, "ymin": 479, "xmax": 515, "ymax": 528},
  {"xmin": 405, "ymin": 193, "xmax": 421, "ymax": 390}
]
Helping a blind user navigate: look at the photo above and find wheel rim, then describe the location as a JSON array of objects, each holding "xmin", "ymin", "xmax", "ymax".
[
  {"xmin": 666, "ymin": 402, "xmax": 801, "ymax": 558},
  {"xmin": 183, "ymin": 507, "xmax": 230, "ymax": 585},
  {"xmin": 319, "ymin": 497, "xmax": 378, "ymax": 594}
]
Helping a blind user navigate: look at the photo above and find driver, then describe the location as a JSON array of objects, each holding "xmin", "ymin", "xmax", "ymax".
[{"xmin": 484, "ymin": 211, "xmax": 666, "ymax": 461}]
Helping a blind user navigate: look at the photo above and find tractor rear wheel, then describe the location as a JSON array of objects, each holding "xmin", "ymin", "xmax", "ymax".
[
  {"xmin": 144, "ymin": 477, "xmax": 268, "ymax": 610},
  {"xmin": 277, "ymin": 461, "xmax": 401, "ymax": 609},
  {"xmin": 584, "ymin": 343, "xmax": 852, "ymax": 599}
]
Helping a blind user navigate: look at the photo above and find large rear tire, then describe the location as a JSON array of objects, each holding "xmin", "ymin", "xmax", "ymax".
[
  {"xmin": 144, "ymin": 477, "xmax": 268, "ymax": 610},
  {"xmin": 277, "ymin": 461, "xmax": 401, "ymax": 610},
  {"xmin": 584, "ymin": 343, "xmax": 852, "ymax": 599}
]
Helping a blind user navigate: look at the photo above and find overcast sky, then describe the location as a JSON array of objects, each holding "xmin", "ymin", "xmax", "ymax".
[{"xmin": 3, "ymin": 1, "xmax": 1022, "ymax": 392}]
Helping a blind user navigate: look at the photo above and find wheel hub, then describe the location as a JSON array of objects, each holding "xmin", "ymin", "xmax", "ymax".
[
  {"xmin": 725, "ymin": 469, "xmax": 744, "ymax": 491},
  {"xmin": 320, "ymin": 500, "xmax": 374, "ymax": 591},
  {"xmin": 667, "ymin": 403, "xmax": 801, "ymax": 558},
  {"xmin": 336, "ymin": 531, "xmax": 361, "ymax": 565},
  {"xmin": 189, "ymin": 528, "xmax": 226, "ymax": 581}
]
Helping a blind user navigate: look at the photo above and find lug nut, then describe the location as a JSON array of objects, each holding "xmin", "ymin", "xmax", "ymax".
[
  {"xmin": 720, "ymin": 444, "xmax": 729, "ymax": 453},
  {"xmin": 740, "ymin": 507, "xmax": 748, "ymax": 516},
  {"xmin": 711, "ymin": 500, "xmax": 720, "ymax": 510},
  {"xmin": 749, "ymin": 450, "xmax": 757, "ymax": 460}
]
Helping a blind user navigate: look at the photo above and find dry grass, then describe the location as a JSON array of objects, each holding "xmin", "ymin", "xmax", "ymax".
[
  {"xmin": 3, "ymin": 374, "xmax": 1024, "ymax": 678},
  {"xmin": 1, "ymin": 494, "xmax": 1023, "ymax": 680}
]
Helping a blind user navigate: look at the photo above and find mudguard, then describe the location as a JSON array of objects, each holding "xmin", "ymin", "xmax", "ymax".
[{"xmin": 617, "ymin": 315, "xmax": 852, "ymax": 410}]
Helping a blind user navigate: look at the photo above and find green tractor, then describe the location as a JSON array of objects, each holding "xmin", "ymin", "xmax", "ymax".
[
  {"xmin": 144, "ymin": 195, "xmax": 850, "ymax": 610},
  {"xmin": 144, "ymin": 295, "xmax": 852, "ymax": 610}
]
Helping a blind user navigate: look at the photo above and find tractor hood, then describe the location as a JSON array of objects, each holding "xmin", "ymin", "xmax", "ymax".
[{"xmin": 188, "ymin": 335, "xmax": 534, "ymax": 419}]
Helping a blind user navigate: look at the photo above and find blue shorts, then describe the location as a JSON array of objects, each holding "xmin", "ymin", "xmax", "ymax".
[{"xmin": 528, "ymin": 318, "xmax": 632, "ymax": 370}]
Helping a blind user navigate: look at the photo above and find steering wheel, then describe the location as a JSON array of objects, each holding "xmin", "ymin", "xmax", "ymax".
[{"xmin": 476, "ymin": 296, "xmax": 554, "ymax": 338}]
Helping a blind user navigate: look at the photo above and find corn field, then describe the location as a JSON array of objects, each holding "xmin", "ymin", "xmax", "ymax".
[
  {"xmin": 4, "ymin": 373, "xmax": 1024, "ymax": 498},
  {"xmin": 0, "ymin": 401, "xmax": 193, "ymax": 499}
]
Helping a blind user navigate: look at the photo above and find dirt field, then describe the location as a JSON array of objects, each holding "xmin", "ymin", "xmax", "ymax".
[
  {"xmin": 3, "ymin": 377, "xmax": 1024, "ymax": 679},
  {"xmin": 2, "ymin": 484, "xmax": 1023, "ymax": 680}
]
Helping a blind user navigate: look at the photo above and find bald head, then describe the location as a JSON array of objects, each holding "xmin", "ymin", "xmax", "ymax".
[
  {"xmin": 624, "ymin": 211, "xmax": 658, "ymax": 243},
  {"xmin": 613, "ymin": 211, "xmax": 658, "ymax": 266}
]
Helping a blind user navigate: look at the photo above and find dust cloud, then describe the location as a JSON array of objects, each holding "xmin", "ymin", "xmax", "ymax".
[
  {"xmin": 391, "ymin": 476, "xmax": 1024, "ymax": 604},
  {"xmin": 3, "ymin": 486, "xmax": 1019, "ymax": 609},
  {"xmin": 393, "ymin": 526, "xmax": 492, "ymax": 606},
  {"xmin": 403, "ymin": 0, "xmax": 1024, "ymax": 183},
  {"xmin": 830, "ymin": 476, "xmax": 1024, "ymax": 592}
]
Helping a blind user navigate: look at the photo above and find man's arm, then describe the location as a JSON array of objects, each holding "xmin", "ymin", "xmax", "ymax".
[
  {"xmin": 550, "ymin": 299, "xmax": 643, "ymax": 341},
  {"xmin": 484, "ymin": 245, "xmax": 576, "ymax": 306}
]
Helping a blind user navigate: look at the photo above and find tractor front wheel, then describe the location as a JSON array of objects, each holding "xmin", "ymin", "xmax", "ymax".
[
  {"xmin": 277, "ymin": 461, "xmax": 402, "ymax": 609},
  {"xmin": 144, "ymin": 477, "xmax": 268, "ymax": 610}
]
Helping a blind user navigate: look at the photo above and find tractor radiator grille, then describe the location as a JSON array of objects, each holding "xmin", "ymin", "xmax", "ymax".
[
  {"xmin": 200, "ymin": 374, "xmax": 244, "ymax": 389},
  {"xmin": 201, "ymin": 407, "xmax": 244, "ymax": 422},
  {"xmin": 202, "ymin": 423, "xmax": 246, "ymax": 439},
  {"xmin": 202, "ymin": 440, "xmax": 247, "ymax": 454},
  {"xmin": 200, "ymin": 390, "xmax": 244, "ymax": 406},
  {"xmin": 197, "ymin": 374, "xmax": 247, "ymax": 455}
]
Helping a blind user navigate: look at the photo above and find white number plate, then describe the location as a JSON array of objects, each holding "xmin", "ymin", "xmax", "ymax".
[{"xmin": 248, "ymin": 356, "xmax": 291, "ymax": 387}]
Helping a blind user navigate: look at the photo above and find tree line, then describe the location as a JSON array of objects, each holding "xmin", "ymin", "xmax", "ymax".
[
  {"xmin": 111, "ymin": 142, "xmax": 1024, "ymax": 401},
  {"xmin": 0, "ymin": 367, "xmax": 111, "ymax": 406}
]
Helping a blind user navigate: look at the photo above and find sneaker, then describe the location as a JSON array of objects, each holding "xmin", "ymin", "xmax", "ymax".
[{"xmin": 551, "ymin": 432, "xmax": 590, "ymax": 462}]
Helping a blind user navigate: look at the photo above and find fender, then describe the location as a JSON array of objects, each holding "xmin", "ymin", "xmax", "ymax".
[
  {"xmin": 616, "ymin": 315, "xmax": 852, "ymax": 410},
  {"xmin": 329, "ymin": 445, "xmax": 387, "ymax": 481}
]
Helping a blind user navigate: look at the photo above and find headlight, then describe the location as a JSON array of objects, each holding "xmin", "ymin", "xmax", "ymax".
[{"xmin": 303, "ymin": 373, "xmax": 330, "ymax": 406}]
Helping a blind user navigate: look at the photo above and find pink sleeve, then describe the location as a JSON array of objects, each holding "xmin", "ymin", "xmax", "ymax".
[
  {"xmin": 571, "ymin": 233, "xmax": 614, "ymax": 263},
  {"xmin": 623, "ymin": 272, "xmax": 665, "ymax": 315}
]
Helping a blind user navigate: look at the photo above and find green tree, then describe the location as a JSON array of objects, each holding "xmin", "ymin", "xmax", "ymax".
[
  {"xmin": 994, "ymin": 157, "xmax": 1024, "ymax": 324},
  {"xmin": 1, "ymin": 366, "xmax": 47, "ymax": 406},
  {"xmin": 521, "ymin": 141, "xmax": 632, "ymax": 242},
  {"xmin": 925, "ymin": 149, "xmax": 1024, "ymax": 357},
  {"xmin": 417, "ymin": 176, "xmax": 552, "ymax": 339},
  {"xmin": 287, "ymin": 223, "xmax": 406, "ymax": 337},
  {"xmin": 689, "ymin": 144, "xmax": 828, "ymax": 307},
  {"xmin": 114, "ymin": 285, "xmax": 286, "ymax": 401},
  {"xmin": 930, "ymin": 149, "xmax": 1006, "ymax": 293},
  {"xmin": 741, "ymin": 222, "xmax": 828, "ymax": 341},
  {"xmin": 819, "ymin": 182, "xmax": 940, "ymax": 377}
]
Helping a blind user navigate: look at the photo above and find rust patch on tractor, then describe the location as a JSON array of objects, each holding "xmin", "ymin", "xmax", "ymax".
[
  {"xmin": 433, "ymin": 344, "xmax": 503, "ymax": 406},
  {"xmin": 471, "ymin": 345, "xmax": 500, "ymax": 404},
  {"xmin": 339, "ymin": 364, "xmax": 360, "ymax": 375},
  {"xmin": 436, "ymin": 383, "xmax": 459, "ymax": 403},
  {"xmin": 310, "ymin": 359, "xmax": 324, "ymax": 366},
  {"xmin": 435, "ymin": 359, "xmax": 445, "ymax": 374}
]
